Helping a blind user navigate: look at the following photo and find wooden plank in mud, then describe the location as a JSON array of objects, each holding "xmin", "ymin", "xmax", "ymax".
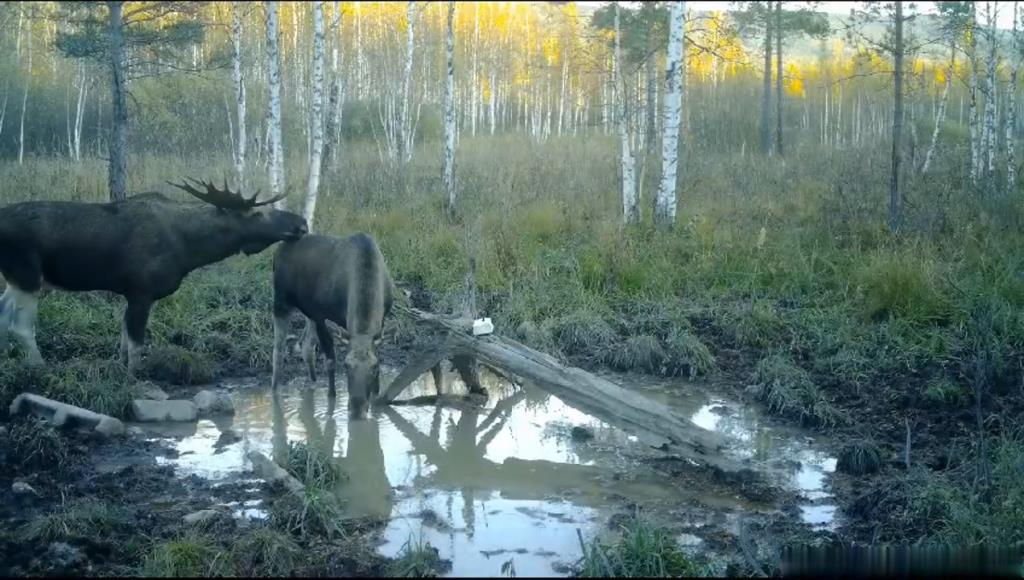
[{"xmin": 381, "ymin": 305, "xmax": 745, "ymax": 474}]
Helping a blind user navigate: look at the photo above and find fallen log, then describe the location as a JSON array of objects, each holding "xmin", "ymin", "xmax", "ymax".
[
  {"xmin": 247, "ymin": 450, "xmax": 304, "ymax": 496},
  {"xmin": 9, "ymin": 393, "xmax": 125, "ymax": 437},
  {"xmin": 380, "ymin": 306, "xmax": 746, "ymax": 473}
]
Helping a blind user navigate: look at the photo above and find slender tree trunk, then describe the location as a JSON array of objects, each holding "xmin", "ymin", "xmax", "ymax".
[
  {"xmin": 266, "ymin": 1, "xmax": 285, "ymax": 208},
  {"xmin": 646, "ymin": 55, "xmax": 657, "ymax": 152},
  {"xmin": 232, "ymin": 1, "xmax": 247, "ymax": 187},
  {"xmin": 761, "ymin": 2, "xmax": 773, "ymax": 155},
  {"xmin": 323, "ymin": 1, "xmax": 343, "ymax": 173},
  {"xmin": 303, "ymin": 2, "xmax": 325, "ymax": 229},
  {"xmin": 18, "ymin": 8, "xmax": 33, "ymax": 166},
  {"xmin": 922, "ymin": 45, "xmax": 954, "ymax": 175},
  {"xmin": 615, "ymin": 3, "xmax": 638, "ymax": 224},
  {"xmin": 443, "ymin": 1, "xmax": 457, "ymax": 220},
  {"xmin": 655, "ymin": 1, "xmax": 685, "ymax": 227},
  {"xmin": 107, "ymin": 1, "xmax": 127, "ymax": 201},
  {"xmin": 73, "ymin": 65, "xmax": 87, "ymax": 161},
  {"xmin": 969, "ymin": 3, "xmax": 980, "ymax": 183},
  {"xmin": 984, "ymin": 2, "xmax": 998, "ymax": 187},
  {"xmin": 775, "ymin": 0, "xmax": 783, "ymax": 155},
  {"xmin": 890, "ymin": 2, "xmax": 904, "ymax": 232},
  {"xmin": 398, "ymin": 1, "xmax": 416, "ymax": 164},
  {"xmin": 1009, "ymin": 1, "xmax": 1020, "ymax": 191}
]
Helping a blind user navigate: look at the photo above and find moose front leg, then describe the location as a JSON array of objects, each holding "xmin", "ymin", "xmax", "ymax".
[
  {"xmin": 123, "ymin": 298, "xmax": 154, "ymax": 374},
  {"xmin": 314, "ymin": 320, "xmax": 336, "ymax": 396}
]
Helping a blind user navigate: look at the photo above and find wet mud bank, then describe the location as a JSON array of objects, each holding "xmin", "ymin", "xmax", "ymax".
[{"xmin": 2, "ymin": 351, "xmax": 844, "ymax": 577}]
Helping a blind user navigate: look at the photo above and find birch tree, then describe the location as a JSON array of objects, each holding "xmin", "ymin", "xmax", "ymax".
[
  {"xmin": 615, "ymin": 3, "xmax": 638, "ymax": 224},
  {"xmin": 890, "ymin": 1, "xmax": 905, "ymax": 232},
  {"xmin": 265, "ymin": 1, "xmax": 285, "ymax": 207},
  {"xmin": 761, "ymin": 3, "xmax": 772, "ymax": 155},
  {"xmin": 18, "ymin": 5, "xmax": 32, "ymax": 166},
  {"xmin": 231, "ymin": 1, "xmax": 246, "ymax": 187},
  {"xmin": 983, "ymin": 2, "xmax": 998, "ymax": 187},
  {"xmin": 654, "ymin": 1, "xmax": 685, "ymax": 227},
  {"xmin": 443, "ymin": 1, "xmax": 457, "ymax": 220},
  {"xmin": 322, "ymin": 1, "xmax": 343, "ymax": 172},
  {"xmin": 303, "ymin": 2, "xmax": 325, "ymax": 229},
  {"xmin": 1009, "ymin": 1, "xmax": 1020, "ymax": 190},
  {"xmin": 399, "ymin": 1, "xmax": 416, "ymax": 164}
]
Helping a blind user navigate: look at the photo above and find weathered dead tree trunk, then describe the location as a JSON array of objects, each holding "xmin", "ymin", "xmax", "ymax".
[{"xmin": 378, "ymin": 305, "xmax": 741, "ymax": 473}]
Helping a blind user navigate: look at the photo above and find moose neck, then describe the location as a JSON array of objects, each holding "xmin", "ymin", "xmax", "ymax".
[{"xmin": 174, "ymin": 207, "xmax": 258, "ymax": 272}]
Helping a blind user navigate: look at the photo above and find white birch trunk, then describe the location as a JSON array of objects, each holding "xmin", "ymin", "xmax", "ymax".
[
  {"xmin": 1009, "ymin": 1, "xmax": 1020, "ymax": 190},
  {"xmin": 655, "ymin": 2, "xmax": 685, "ymax": 227},
  {"xmin": 303, "ymin": 2, "xmax": 326, "ymax": 229},
  {"xmin": 969, "ymin": 4, "xmax": 980, "ymax": 183},
  {"xmin": 615, "ymin": 4, "xmax": 637, "ymax": 224},
  {"xmin": 922, "ymin": 47, "xmax": 953, "ymax": 175},
  {"xmin": 266, "ymin": 1, "xmax": 285, "ymax": 208},
  {"xmin": 232, "ymin": 1, "xmax": 247, "ymax": 187},
  {"xmin": 443, "ymin": 1, "xmax": 457, "ymax": 219},
  {"xmin": 471, "ymin": 3, "xmax": 479, "ymax": 137},
  {"xmin": 73, "ymin": 64, "xmax": 87, "ymax": 161},
  {"xmin": 984, "ymin": 2, "xmax": 998, "ymax": 183},
  {"xmin": 18, "ymin": 10, "xmax": 32, "ymax": 165},
  {"xmin": 398, "ymin": 1, "xmax": 416, "ymax": 164}
]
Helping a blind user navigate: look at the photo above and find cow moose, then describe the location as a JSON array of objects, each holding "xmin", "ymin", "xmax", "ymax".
[
  {"xmin": 271, "ymin": 232, "xmax": 396, "ymax": 419},
  {"xmin": 0, "ymin": 179, "xmax": 308, "ymax": 372}
]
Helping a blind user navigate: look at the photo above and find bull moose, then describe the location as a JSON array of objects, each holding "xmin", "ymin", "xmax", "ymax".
[
  {"xmin": 0, "ymin": 179, "xmax": 308, "ymax": 371},
  {"xmin": 271, "ymin": 232, "xmax": 396, "ymax": 419}
]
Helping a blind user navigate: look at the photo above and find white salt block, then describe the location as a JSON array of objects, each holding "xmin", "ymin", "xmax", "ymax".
[{"xmin": 472, "ymin": 317, "xmax": 494, "ymax": 336}]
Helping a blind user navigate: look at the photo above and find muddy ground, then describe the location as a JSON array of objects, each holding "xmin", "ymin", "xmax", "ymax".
[{"xmin": 1, "ymin": 343, "xmax": 853, "ymax": 578}]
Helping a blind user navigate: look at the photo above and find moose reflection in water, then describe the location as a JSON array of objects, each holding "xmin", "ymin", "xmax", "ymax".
[{"xmin": 270, "ymin": 387, "xmax": 393, "ymax": 518}]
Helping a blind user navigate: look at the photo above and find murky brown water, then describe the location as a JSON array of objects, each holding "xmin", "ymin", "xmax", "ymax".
[{"xmin": 134, "ymin": 365, "xmax": 837, "ymax": 577}]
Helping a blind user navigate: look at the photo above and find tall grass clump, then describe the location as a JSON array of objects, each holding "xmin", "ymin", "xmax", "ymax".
[
  {"xmin": 21, "ymin": 500, "xmax": 130, "ymax": 542},
  {"xmin": 576, "ymin": 516, "xmax": 707, "ymax": 577},
  {"xmin": 753, "ymin": 353, "xmax": 839, "ymax": 428}
]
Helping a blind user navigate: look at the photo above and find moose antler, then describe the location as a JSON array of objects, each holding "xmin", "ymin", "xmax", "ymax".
[{"xmin": 167, "ymin": 177, "xmax": 287, "ymax": 210}]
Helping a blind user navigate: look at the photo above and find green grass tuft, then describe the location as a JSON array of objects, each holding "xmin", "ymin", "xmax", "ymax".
[
  {"xmin": 141, "ymin": 344, "xmax": 215, "ymax": 385},
  {"xmin": 21, "ymin": 500, "xmax": 130, "ymax": 543},
  {"xmin": 836, "ymin": 439, "xmax": 884, "ymax": 476},
  {"xmin": 754, "ymin": 353, "xmax": 840, "ymax": 428},
  {"xmin": 576, "ymin": 515, "xmax": 707, "ymax": 577},
  {"xmin": 140, "ymin": 533, "xmax": 232, "ymax": 577},
  {"xmin": 3, "ymin": 417, "xmax": 70, "ymax": 472},
  {"xmin": 387, "ymin": 535, "xmax": 451, "ymax": 578},
  {"xmin": 230, "ymin": 526, "xmax": 302, "ymax": 577}
]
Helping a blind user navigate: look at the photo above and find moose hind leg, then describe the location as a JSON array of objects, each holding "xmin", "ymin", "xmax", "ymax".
[
  {"xmin": 271, "ymin": 312, "xmax": 290, "ymax": 389},
  {"xmin": 123, "ymin": 298, "xmax": 153, "ymax": 375},
  {"xmin": 300, "ymin": 316, "xmax": 318, "ymax": 383},
  {"xmin": 314, "ymin": 321, "xmax": 336, "ymax": 396},
  {"xmin": 7, "ymin": 286, "xmax": 43, "ymax": 365},
  {"xmin": 0, "ymin": 287, "xmax": 13, "ymax": 353}
]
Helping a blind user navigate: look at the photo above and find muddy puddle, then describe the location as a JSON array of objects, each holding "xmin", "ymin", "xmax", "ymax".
[{"xmin": 131, "ymin": 365, "xmax": 837, "ymax": 577}]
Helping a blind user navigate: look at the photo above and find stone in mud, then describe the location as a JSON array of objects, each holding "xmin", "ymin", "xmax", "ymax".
[
  {"xmin": 10, "ymin": 393, "xmax": 125, "ymax": 437},
  {"xmin": 130, "ymin": 399, "xmax": 198, "ymax": 422},
  {"xmin": 183, "ymin": 509, "xmax": 224, "ymax": 525},
  {"xmin": 193, "ymin": 390, "xmax": 235, "ymax": 416},
  {"xmin": 134, "ymin": 381, "xmax": 169, "ymax": 401},
  {"xmin": 127, "ymin": 426, "xmax": 145, "ymax": 438},
  {"xmin": 570, "ymin": 425, "xmax": 595, "ymax": 441},
  {"xmin": 44, "ymin": 541, "xmax": 86, "ymax": 573},
  {"xmin": 12, "ymin": 481, "xmax": 40, "ymax": 497}
]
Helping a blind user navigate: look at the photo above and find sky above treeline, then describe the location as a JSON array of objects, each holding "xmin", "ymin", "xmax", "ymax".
[{"xmin": 576, "ymin": 1, "xmax": 1017, "ymax": 31}]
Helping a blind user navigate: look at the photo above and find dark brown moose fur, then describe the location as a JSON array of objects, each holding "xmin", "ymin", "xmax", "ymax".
[
  {"xmin": 271, "ymin": 232, "xmax": 395, "ymax": 419},
  {"xmin": 0, "ymin": 182, "xmax": 307, "ymax": 371}
]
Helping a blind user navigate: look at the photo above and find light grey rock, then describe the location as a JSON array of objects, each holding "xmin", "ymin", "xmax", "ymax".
[
  {"xmin": 193, "ymin": 390, "xmax": 234, "ymax": 416},
  {"xmin": 130, "ymin": 399, "xmax": 197, "ymax": 422},
  {"xmin": 183, "ymin": 509, "xmax": 223, "ymax": 525},
  {"xmin": 134, "ymin": 381, "xmax": 169, "ymax": 401},
  {"xmin": 9, "ymin": 393, "xmax": 125, "ymax": 436},
  {"xmin": 12, "ymin": 481, "xmax": 40, "ymax": 496}
]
